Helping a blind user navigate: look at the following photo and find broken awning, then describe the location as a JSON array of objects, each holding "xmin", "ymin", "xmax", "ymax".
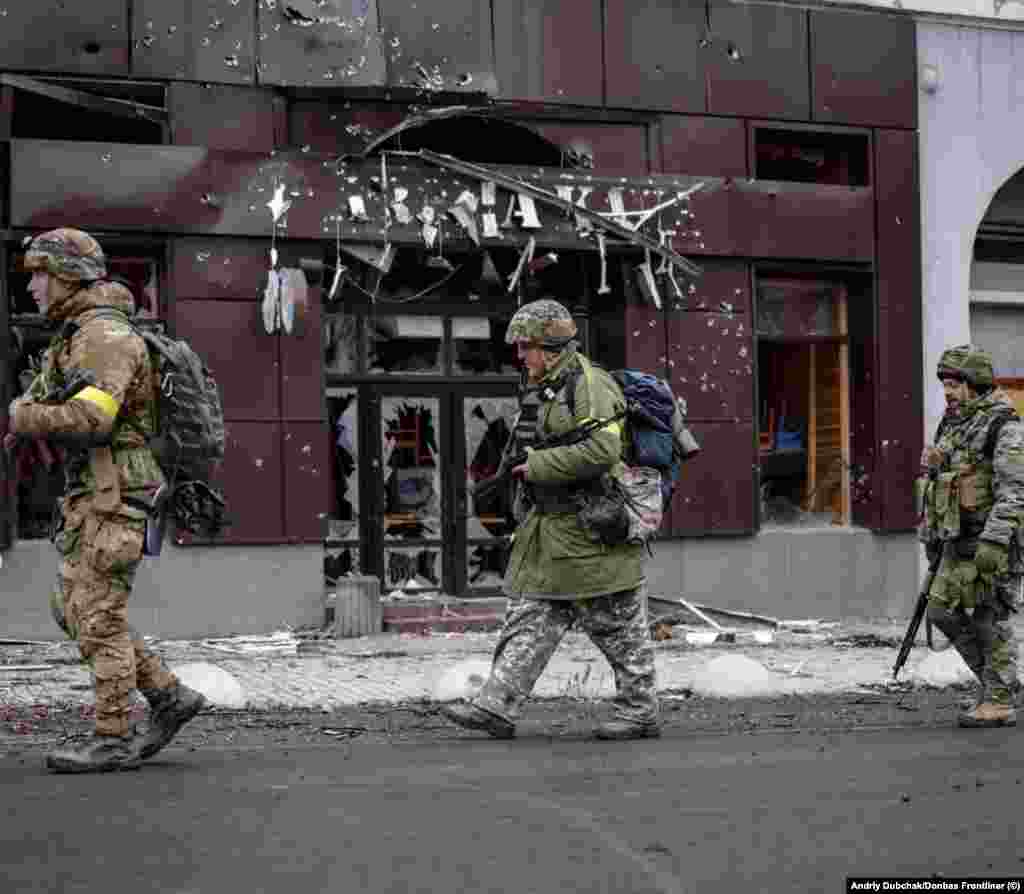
[
  {"xmin": 410, "ymin": 148, "xmax": 704, "ymax": 279},
  {"xmin": 362, "ymin": 106, "xmax": 568, "ymax": 168}
]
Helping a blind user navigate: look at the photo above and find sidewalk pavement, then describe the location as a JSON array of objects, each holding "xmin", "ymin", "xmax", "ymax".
[{"xmin": 2, "ymin": 616, "xmax": 1014, "ymax": 713}]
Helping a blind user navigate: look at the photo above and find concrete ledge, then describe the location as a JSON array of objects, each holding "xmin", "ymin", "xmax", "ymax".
[{"xmin": 1, "ymin": 540, "xmax": 324, "ymax": 641}]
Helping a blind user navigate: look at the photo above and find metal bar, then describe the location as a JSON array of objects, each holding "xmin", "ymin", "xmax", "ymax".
[
  {"xmin": 412, "ymin": 149, "xmax": 704, "ymax": 278},
  {"xmin": 0, "ymin": 74, "xmax": 167, "ymax": 126}
]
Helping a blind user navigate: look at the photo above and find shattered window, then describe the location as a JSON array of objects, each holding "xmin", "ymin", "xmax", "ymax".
[
  {"xmin": 383, "ymin": 545, "xmax": 442, "ymax": 597},
  {"xmin": 324, "ymin": 388, "xmax": 361, "ymax": 587},
  {"xmin": 381, "ymin": 396, "xmax": 441, "ymax": 541},
  {"xmin": 366, "ymin": 315, "xmax": 443, "ymax": 375},
  {"xmin": 324, "ymin": 313, "xmax": 359, "ymax": 375},
  {"xmin": 452, "ymin": 316, "xmax": 518, "ymax": 376}
]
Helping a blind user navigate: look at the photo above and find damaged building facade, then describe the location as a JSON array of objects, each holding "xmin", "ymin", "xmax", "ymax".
[{"xmin": 0, "ymin": 0, "xmax": 921, "ymax": 638}]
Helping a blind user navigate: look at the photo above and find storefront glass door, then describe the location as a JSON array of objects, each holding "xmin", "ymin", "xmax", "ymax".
[{"xmin": 331, "ymin": 384, "xmax": 517, "ymax": 598}]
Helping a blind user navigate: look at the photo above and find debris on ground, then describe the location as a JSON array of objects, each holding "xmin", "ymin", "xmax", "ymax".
[
  {"xmin": 908, "ymin": 649, "xmax": 974, "ymax": 688},
  {"xmin": 648, "ymin": 596, "xmax": 777, "ymax": 644},
  {"xmin": 829, "ymin": 632, "xmax": 902, "ymax": 649},
  {"xmin": 172, "ymin": 662, "xmax": 247, "ymax": 709},
  {"xmin": 195, "ymin": 631, "xmax": 299, "ymax": 656},
  {"xmin": 777, "ymin": 619, "xmax": 841, "ymax": 632},
  {"xmin": 690, "ymin": 654, "xmax": 791, "ymax": 698},
  {"xmin": 432, "ymin": 659, "xmax": 492, "ymax": 701}
]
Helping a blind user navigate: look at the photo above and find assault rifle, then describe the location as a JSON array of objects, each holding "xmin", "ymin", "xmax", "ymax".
[
  {"xmin": 471, "ymin": 412, "xmax": 625, "ymax": 505},
  {"xmin": 892, "ymin": 551, "xmax": 943, "ymax": 679}
]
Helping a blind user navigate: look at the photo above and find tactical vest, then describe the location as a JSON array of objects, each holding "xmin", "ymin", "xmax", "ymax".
[{"xmin": 921, "ymin": 408, "xmax": 1017, "ymax": 542}]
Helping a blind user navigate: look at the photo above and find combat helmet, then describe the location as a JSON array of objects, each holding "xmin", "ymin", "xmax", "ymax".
[
  {"xmin": 937, "ymin": 344, "xmax": 994, "ymax": 390},
  {"xmin": 505, "ymin": 299, "xmax": 578, "ymax": 351},
  {"xmin": 23, "ymin": 228, "xmax": 107, "ymax": 283}
]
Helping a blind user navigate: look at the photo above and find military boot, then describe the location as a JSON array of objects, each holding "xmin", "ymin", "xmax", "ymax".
[
  {"xmin": 136, "ymin": 682, "xmax": 207, "ymax": 759},
  {"xmin": 957, "ymin": 702, "xmax": 1017, "ymax": 728},
  {"xmin": 440, "ymin": 702, "xmax": 515, "ymax": 739},
  {"xmin": 45, "ymin": 734, "xmax": 141, "ymax": 774},
  {"xmin": 593, "ymin": 719, "xmax": 662, "ymax": 741}
]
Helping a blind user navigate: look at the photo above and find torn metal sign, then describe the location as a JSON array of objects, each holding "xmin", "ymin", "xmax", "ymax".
[{"xmin": 412, "ymin": 149, "xmax": 704, "ymax": 279}]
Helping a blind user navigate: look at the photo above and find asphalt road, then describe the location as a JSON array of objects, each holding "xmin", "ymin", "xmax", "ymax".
[{"xmin": 2, "ymin": 698, "xmax": 1023, "ymax": 894}]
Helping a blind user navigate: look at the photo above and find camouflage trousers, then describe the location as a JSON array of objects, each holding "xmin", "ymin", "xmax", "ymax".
[
  {"xmin": 927, "ymin": 546, "xmax": 1021, "ymax": 705},
  {"xmin": 473, "ymin": 586, "xmax": 659, "ymax": 725},
  {"xmin": 51, "ymin": 495, "xmax": 177, "ymax": 736}
]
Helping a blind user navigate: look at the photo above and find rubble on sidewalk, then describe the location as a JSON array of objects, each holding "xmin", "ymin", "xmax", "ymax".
[
  {"xmin": 189, "ymin": 631, "xmax": 300, "ymax": 656},
  {"xmin": 648, "ymin": 595, "xmax": 778, "ymax": 645}
]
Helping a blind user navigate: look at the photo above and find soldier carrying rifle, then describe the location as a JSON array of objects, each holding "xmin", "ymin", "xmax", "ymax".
[{"xmin": 916, "ymin": 345, "xmax": 1024, "ymax": 728}]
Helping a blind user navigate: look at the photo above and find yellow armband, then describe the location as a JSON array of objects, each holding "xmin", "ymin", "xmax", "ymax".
[{"xmin": 73, "ymin": 386, "xmax": 120, "ymax": 419}]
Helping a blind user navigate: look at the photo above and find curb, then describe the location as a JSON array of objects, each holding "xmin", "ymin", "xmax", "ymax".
[{"xmin": 380, "ymin": 597, "xmax": 507, "ymax": 635}]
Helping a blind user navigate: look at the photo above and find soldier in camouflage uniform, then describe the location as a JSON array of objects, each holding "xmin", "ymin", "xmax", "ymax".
[
  {"xmin": 4, "ymin": 229, "xmax": 206, "ymax": 772},
  {"xmin": 441, "ymin": 299, "xmax": 660, "ymax": 740},
  {"xmin": 919, "ymin": 344, "xmax": 1024, "ymax": 728}
]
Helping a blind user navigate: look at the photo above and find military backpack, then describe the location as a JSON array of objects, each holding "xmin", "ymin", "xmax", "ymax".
[{"xmin": 64, "ymin": 307, "xmax": 228, "ymax": 537}]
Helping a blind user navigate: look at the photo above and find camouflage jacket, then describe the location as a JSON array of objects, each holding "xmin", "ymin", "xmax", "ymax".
[
  {"xmin": 502, "ymin": 349, "xmax": 645, "ymax": 600},
  {"xmin": 919, "ymin": 388, "xmax": 1024, "ymax": 553},
  {"xmin": 10, "ymin": 280, "xmax": 164, "ymax": 501}
]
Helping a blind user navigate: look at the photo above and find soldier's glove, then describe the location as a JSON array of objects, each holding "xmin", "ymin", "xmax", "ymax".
[
  {"xmin": 975, "ymin": 540, "xmax": 1009, "ymax": 583},
  {"xmin": 925, "ymin": 540, "xmax": 943, "ymax": 566}
]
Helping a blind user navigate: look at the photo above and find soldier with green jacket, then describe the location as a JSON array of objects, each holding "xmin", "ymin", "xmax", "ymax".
[
  {"xmin": 919, "ymin": 344, "xmax": 1024, "ymax": 728},
  {"xmin": 4, "ymin": 229, "xmax": 205, "ymax": 772},
  {"xmin": 441, "ymin": 299, "xmax": 660, "ymax": 740}
]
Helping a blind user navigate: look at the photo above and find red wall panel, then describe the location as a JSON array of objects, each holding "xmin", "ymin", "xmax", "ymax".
[
  {"xmin": 171, "ymin": 238, "xmax": 272, "ymax": 301},
  {"xmin": 810, "ymin": 10, "xmax": 917, "ymax": 129},
  {"xmin": 281, "ymin": 288, "xmax": 325, "ymax": 421},
  {"xmin": 659, "ymin": 116, "xmax": 748, "ymax": 179},
  {"xmin": 377, "ymin": 0, "xmax": 495, "ymax": 93},
  {"xmin": 667, "ymin": 311, "xmax": 754, "ymax": 422},
  {"xmin": 169, "ymin": 84, "xmax": 284, "ymax": 152},
  {"xmin": 173, "ymin": 300, "xmax": 280, "ymax": 421},
  {"xmin": 494, "ymin": 0, "xmax": 603, "ymax": 104},
  {"xmin": 256, "ymin": 0, "xmax": 385, "ymax": 88},
  {"xmin": 283, "ymin": 422, "xmax": 330, "ymax": 542},
  {"xmin": 624, "ymin": 303, "xmax": 668, "ymax": 378},
  {"xmin": 683, "ymin": 259, "xmax": 750, "ymax": 314},
  {"xmin": 733, "ymin": 181, "xmax": 874, "ymax": 262},
  {"xmin": 705, "ymin": 1, "xmax": 808, "ymax": 121},
  {"xmin": 669, "ymin": 421, "xmax": 756, "ymax": 535},
  {"xmin": 289, "ymin": 101, "xmax": 406, "ymax": 155},
  {"xmin": 875, "ymin": 133, "xmax": 922, "ymax": 532},
  {"xmin": 185, "ymin": 421, "xmax": 284, "ymax": 544},
  {"xmin": 133, "ymin": 0, "xmax": 255, "ymax": 84},
  {"xmin": 604, "ymin": 0, "xmax": 707, "ymax": 113},
  {"xmin": 0, "ymin": 0, "xmax": 129, "ymax": 76}
]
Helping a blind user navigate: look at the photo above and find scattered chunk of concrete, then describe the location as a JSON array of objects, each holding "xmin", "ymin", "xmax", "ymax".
[
  {"xmin": 433, "ymin": 659, "xmax": 492, "ymax": 702},
  {"xmin": 908, "ymin": 649, "xmax": 975, "ymax": 688},
  {"xmin": 172, "ymin": 662, "xmax": 247, "ymax": 709},
  {"xmin": 690, "ymin": 654, "xmax": 790, "ymax": 698}
]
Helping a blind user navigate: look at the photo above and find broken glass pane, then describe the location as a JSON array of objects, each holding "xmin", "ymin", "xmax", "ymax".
[
  {"xmin": 324, "ymin": 313, "xmax": 359, "ymax": 374},
  {"xmin": 466, "ymin": 542, "xmax": 510, "ymax": 590},
  {"xmin": 326, "ymin": 389, "xmax": 360, "ymax": 541},
  {"xmin": 383, "ymin": 545, "xmax": 442, "ymax": 596},
  {"xmin": 465, "ymin": 395, "xmax": 518, "ymax": 539},
  {"xmin": 452, "ymin": 316, "xmax": 518, "ymax": 376},
  {"xmin": 367, "ymin": 315, "xmax": 443, "ymax": 375},
  {"xmin": 381, "ymin": 396, "xmax": 441, "ymax": 541}
]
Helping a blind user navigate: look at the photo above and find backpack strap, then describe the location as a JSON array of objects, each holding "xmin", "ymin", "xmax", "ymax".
[{"xmin": 983, "ymin": 409, "xmax": 1019, "ymax": 462}]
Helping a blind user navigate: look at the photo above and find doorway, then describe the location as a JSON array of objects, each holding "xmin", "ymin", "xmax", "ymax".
[
  {"xmin": 324, "ymin": 383, "xmax": 518, "ymax": 599},
  {"xmin": 756, "ymin": 277, "xmax": 852, "ymax": 526}
]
